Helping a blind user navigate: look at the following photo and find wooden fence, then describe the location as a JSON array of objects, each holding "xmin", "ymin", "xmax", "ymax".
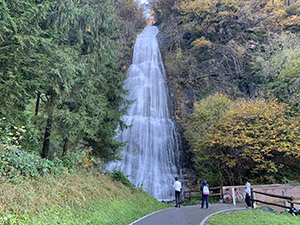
[
  {"xmin": 184, "ymin": 186, "xmax": 223, "ymax": 201},
  {"xmin": 251, "ymin": 188, "xmax": 295, "ymax": 212},
  {"xmin": 185, "ymin": 185, "xmax": 300, "ymax": 214}
]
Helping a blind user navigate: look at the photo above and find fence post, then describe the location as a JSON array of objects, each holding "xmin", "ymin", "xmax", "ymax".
[
  {"xmin": 253, "ymin": 192, "xmax": 257, "ymax": 208},
  {"xmin": 251, "ymin": 188, "xmax": 257, "ymax": 208},
  {"xmin": 251, "ymin": 188, "xmax": 254, "ymax": 208},
  {"xmin": 282, "ymin": 190, "xmax": 288, "ymax": 211},
  {"xmin": 232, "ymin": 188, "xmax": 236, "ymax": 205},
  {"xmin": 290, "ymin": 202, "xmax": 294, "ymax": 212},
  {"xmin": 220, "ymin": 186, "xmax": 223, "ymax": 203}
]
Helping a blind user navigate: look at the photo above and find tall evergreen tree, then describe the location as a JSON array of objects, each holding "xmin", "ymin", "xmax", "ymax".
[{"xmin": 1, "ymin": 0, "xmax": 129, "ymax": 161}]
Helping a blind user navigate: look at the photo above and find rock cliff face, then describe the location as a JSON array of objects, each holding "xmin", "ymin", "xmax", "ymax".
[
  {"xmin": 146, "ymin": 0, "xmax": 300, "ymax": 188},
  {"xmin": 156, "ymin": 18, "xmax": 263, "ymax": 187},
  {"xmin": 157, "ymin": 32, "xmax": 198, "ymax": 188}
]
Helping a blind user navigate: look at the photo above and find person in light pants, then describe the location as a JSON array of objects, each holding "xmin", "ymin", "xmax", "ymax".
[{"xmin": 173, "ymin": 177, "xmax": 182, "ymax": 207}]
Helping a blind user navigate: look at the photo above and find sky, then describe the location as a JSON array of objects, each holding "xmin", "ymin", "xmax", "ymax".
[
  {"xmin": 139, "ymin": 0, "xmax": 149, "ymax": 4},
  {"xmin": 138, "ymin": 0, "xmax": 151, "ymax": 17}
]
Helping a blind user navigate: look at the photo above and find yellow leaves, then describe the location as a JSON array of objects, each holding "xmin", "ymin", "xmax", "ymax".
[
  {"xmin": 82, "ymin": 157, "xmax": 94, "ymax": 168},
  {"xmin": 175, "ymin": 47, "xmax": 184, "ymax": 60},
  {"xmin": 192, "ymin": 37, "xmax": 212, "ymax": 49},
  {"xmin": 149, "ymin": 8, "xmax": 155, "ymax": 16},
  {"xmin": 226, "ymin": 159, "xmax": 237, "ymax": 168},
  {"xmin": 265, "ymin": 0, "xmax": 285, "ymax": 12},
  {"xmin": 272, "ymin": 8, "xmax": 285, "ymax": 15},
  {"xmin": 197, "ymin": 96, "xmax": 300, "ymax": 180},
  {"xmin": 188, "ymin": 91, "xmax": 300, "ymax": 183},
  {"xmin": 176, "ymin": 0, "xmax": 239, "ymax": 33},
  {"xmin": 81, "ymin": 147, "xmax": 95, "ymax": 168},
  {"xmin": 85, "ymin": 26, "xmax": 91, "ymax": 33},
  {"xmin": 178, "ymin": 0, "xmax": 216, "ymax": 16}
]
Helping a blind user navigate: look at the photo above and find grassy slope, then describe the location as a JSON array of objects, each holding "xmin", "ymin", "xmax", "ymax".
[
  {"xmin": 0, "ymin": 171, "xmax": 168, "ymax": 224},
  {"xmin": 207, "ymin": 209, "xmax": 300, "ymax": 225}
]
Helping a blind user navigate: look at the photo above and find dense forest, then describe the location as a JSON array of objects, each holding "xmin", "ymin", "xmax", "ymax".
[
  {"xmin": 0, "ymin": 0, "xmax": 145, "ymax": 180},
  {"xmin": 1, "ymin": 0, "xmax": 300, "ymax": 189},
  {"xmin": 149, "ymin": 0, "xmax": 300, "ymax": 186}
]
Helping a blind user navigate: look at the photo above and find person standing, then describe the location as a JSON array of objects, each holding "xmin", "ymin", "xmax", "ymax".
[
  {"xmin": 173, "ymin": 177, "xmax": 182, "ymax": 207},
  {"xmin": 200, "ymin": 180, "xmax": 209, "ymax": 209},
  {"xmin": 245, "ymin": 182, "xmax": 251, "ymax": 209}
]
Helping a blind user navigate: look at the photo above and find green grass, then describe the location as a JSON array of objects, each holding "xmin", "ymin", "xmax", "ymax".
[
  {"xmin": 207, "ymin": 208, "xmax": 300, "ymax": 225},
  {"xmin": 0, "ymin": 170, "xmax": 168, "ymax": 224}
]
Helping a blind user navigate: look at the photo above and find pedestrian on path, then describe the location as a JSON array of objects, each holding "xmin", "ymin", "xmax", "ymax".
[
  {"xmin": 244, "ymin": 182, "xmax": 251, "ymax": 208},
  {"xmin": 173, "ymin": 177, "xmax": 182, "ymax": 207},
  {"xmin": 200, "ymin": 180, "xmax": 209, "ymax": 208}
]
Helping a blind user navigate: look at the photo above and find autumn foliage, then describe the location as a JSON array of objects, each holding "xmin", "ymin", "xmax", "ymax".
[
  {"xmin": 187, "ymin": 96, "xmax": 300, "ymax": 185},
  {"xmin": 150, "ymin": 0, "xmax": 300, "ymax": 186}
]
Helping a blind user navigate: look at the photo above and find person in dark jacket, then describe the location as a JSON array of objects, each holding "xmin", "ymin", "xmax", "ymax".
[{"xmin": 200, "ymin": 180, "xmax": 209, "ymax": 208}]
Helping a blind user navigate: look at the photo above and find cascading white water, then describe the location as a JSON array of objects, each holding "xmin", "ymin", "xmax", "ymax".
[{"xmin": 107, "ymin": 26, "xmax": 180, "ymax": 201}]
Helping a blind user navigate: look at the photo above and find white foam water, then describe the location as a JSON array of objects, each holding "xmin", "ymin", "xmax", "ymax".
[{"xmin": 107, "ymin": 26, "xmax": 180, "ymax": 201}]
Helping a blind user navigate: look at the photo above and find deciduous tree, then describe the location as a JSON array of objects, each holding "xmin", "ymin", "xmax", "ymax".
[{"xmin": 202, "ymin": 98, "xmax": 300, "ymax": 184}]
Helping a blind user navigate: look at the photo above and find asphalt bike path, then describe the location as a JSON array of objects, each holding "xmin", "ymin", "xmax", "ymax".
[{"xmin": 130, "ymin": 203, "xmax": 246, "ymax": 225}]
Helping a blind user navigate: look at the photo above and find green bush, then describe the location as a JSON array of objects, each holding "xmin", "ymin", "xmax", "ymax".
[
  {"xmin": 0, "ymin": 145, "xmax": 55, "ymax": 181},
  {"xmin": 0, "ymin": 117, "xmax": 40, "ymax": 153},
  {"xmin": 108, "ymin": 169, "xmax": 133, "ymax": 187},
  {"xmin": 60, "ymin": 151, "xmax": 85, "ymax": 170},
  {"xmin": 0, "ymin": 145, "xmax": 87, "ymax": 181}
]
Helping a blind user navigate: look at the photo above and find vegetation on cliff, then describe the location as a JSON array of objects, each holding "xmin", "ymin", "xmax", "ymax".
[{"xmin": 150, "ymin": 0, "xmax": 300, "ymax": 185}]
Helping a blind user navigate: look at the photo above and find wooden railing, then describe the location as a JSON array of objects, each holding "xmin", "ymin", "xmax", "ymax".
[
  {"xmin": 184, "ymin": 186, "xmax": 222, "ymax": 201},
  {"xmin": 251, "ymin": 188, "xmax": 295, "ymax": 211}
]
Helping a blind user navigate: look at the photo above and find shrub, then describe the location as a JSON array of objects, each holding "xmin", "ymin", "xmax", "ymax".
[
  {"xmin": 108, "ymin": 169, "xmax": 133, "ymax": 187},
  {"xmin": 0, "ymin": 145, "xmax": 91, "ymax": 181},
  {"xmin": 60, "ymin": 151, "xmax": 85, "ymax": 170},
  {"xmin": 0, "ymin": 145, "xmax": 55, "ymax": 181}
]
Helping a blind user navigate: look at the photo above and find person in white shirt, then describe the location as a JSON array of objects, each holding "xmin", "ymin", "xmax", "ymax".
[
  {"xmin": 173, "ymin": 177, "xmax": 182, "ymax": 207},
  {"xmin": 244, "ymin": 182, "xmax": 251, "ymax": 208}
]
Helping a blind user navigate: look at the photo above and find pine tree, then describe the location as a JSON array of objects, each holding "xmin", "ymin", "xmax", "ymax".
[{"xmin": 1, "ymin": 0, "xmax": 129, "ymax": 161}]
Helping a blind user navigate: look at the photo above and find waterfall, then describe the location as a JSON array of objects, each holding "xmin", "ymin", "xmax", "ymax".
[{"xmin": 107, "ymin": 26, "xmax": 180, "ymax": 201}]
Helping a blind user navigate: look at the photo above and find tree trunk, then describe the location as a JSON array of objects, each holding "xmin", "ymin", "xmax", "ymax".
[
  {"xmin": 41, "ymin": 94, "xmax": 54, "ymax": 159},
  {"xmin": 41, "ymin": 115, "xmax": 52, "ymax": 158},
  {"xmin": 62, "ymin": 139, "xmax": 68, "ymax": 155},
  {"xmin": 35, "ymin": 91, "xmax": 41, "ymax": 115}
]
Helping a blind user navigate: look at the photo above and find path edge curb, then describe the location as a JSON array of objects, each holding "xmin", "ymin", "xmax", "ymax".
[
  {"xmin": 129, "ymin": 207, "xmax": 169, "ymax": 225},
  {"xmin": 199, "ymin": 207, "xmax": 247, "ymax": 225}
]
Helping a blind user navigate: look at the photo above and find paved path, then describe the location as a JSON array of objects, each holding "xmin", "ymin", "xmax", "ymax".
[{"xmin": 130, "ymin": 204, "xmax": 246, "ymax": 225}]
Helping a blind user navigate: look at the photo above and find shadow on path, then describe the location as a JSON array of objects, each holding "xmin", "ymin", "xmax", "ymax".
[{"xmin": 130, "ymin": 203, "xmax": 246, "ymax": 225}]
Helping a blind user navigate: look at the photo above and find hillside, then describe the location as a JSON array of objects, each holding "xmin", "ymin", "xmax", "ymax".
[
  {"xmin": 150, "ymin": 0, "xmax": 300, "ymax": 186},
  {"xmin": 0, "ymin": 170, "xmax": 167, "ymax": 224}
]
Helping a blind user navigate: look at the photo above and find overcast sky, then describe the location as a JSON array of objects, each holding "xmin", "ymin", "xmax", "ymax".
[
  {"xmin": 139, "ymin": 0, "xmax": 148, "ymax": 4},
  {"xmin": 139, "ymin": 0, "xmax": 151, "ymax": 17}
]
